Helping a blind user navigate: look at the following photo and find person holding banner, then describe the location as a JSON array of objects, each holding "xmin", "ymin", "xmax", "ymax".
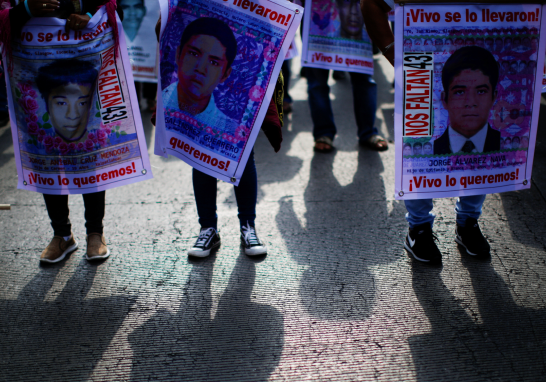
[
  {"xmin": 306, "ymin": 0, "xmax": 388, "ymax": 153},
  {"xmin": 362, "ymin": 0, "xmax": 493, "ymax": 264},
  {"xmin": 156, "ymin": 16, "xmax": 284, "ymax": 258},
  {"xmin": 1, "ymin": 0, "xmax": 126, "ymax": 263}
]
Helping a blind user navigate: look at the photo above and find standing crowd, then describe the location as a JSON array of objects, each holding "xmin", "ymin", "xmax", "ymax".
[{"xmin": 2, "ymin": 0, "xmax": 502, "ymax": 266}]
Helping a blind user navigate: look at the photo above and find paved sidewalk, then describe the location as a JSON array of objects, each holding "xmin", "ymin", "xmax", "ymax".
[{"xmin": 1, "ymin": 56, "xmax": 545, "ymax": 381}]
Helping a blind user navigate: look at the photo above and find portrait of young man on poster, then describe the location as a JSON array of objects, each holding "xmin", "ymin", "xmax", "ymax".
[
  {"xmin": 163, "ymin": 17, "xmax": 239, "ymax": 135},
  {"xmin": 35, "ymin": 59, "xmax": 98, "ymax": 143},
  {"xmin": 336, "ymin": 0, "xmax": 365, "ymax": 40},
  {"xmin": 434, "ymin": 46, "xmax": 501, "ymax": 155},
  {"xmin": 121, "ymin": 0, "xmax": 147, "ymax": 42}
]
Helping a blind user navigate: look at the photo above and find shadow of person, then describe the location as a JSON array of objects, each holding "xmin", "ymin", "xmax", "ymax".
[
  {"xmin": 498, "ymin": 102, "xmax": 546, "ymax": 250},
  {"xmin": 276, "ymin": 148, "xmax": 399, "ymax": 321},
  {"xmin": 409, "ymin": 257, "xmax": 546, "ymax": 381},
  {"xmin": 129, "ymin": 254, "xmax": 284, "ymax": 381},
  {"xmin": 0, "ymin": 261, "xmax": 136, "ymax": 381}
]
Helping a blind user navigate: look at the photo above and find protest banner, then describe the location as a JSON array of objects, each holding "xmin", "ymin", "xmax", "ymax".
[
  {"xmin": 286, "ymin": 38, "xmax": 299, "ymax": 59},
  {"xmin": 154, "ymin": 0, "xmax": 303, "ymax": 185},
  {"xmin": 121, "ymin": 0, "xmax": 160, "ymax": 82},
  {"xmin": 301, "ymin": 0, "xmax": 374, "ymax": 74},
  {"xmin": 5, "ymin": 8, "xmax": 153, "ymax": 195},
  {"xmin": 393, "ymin": 2, "xmax": 546, "ymax": 199}
]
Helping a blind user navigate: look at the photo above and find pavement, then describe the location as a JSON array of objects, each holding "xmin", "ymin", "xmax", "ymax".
[{"xmin": 1, "ymin": 55, "xmax": 546, "ymax": 382}]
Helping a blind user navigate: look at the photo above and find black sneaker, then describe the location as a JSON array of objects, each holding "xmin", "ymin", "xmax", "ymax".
[
  {"xmin": 455, "ymin": 218, "xmax": 490, "ymax": 257},
  {"xmin": 404, "ymin": 223, "xmax": 442, "ymax": 264},
  {"xmin": 240, "ymin": 223, "xmax": 267, "ymax": 256},
  {"xmin": 188, "ymin": 227, "xmax": 221, "ymax": 258}
]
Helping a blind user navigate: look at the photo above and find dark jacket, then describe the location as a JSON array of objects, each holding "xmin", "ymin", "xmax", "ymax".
[{"xmin": 433, "ymin": 124, "xmax": 501, "ymax": 154}]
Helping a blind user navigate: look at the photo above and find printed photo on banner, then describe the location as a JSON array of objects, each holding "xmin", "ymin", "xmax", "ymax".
[
  {"xmin": 394, "ymin": 3, "xmax": 546, "ymax": 200},
  {"xmin": 5, "ymin": 9, "xmax": 152, "ymax": 194},
  {"xmin": 155, "ymin": 0, "xmax": 302, "ymax": 184},
  {"xmin": 301, "ymin": 0, "xmax": 373, "ymax": 74},
  {"xmin": 121, "ymin": 0, "xmax": 160, "ymax": 82}
]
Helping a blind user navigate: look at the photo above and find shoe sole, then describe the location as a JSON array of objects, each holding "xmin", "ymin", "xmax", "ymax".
[
  {"xmin": 85, "ymin": 248, "xmax": 111, "ymax": 261},
  {"xmin": 403, "ymin": 241, "xmax": 432, "ymax": 263},
  {"xmin": 244, "ymin": 246, "xmax": 268, "ymax": 256},
  {"xmin": 188, "ymin": 241, "xmax": 221, "ymax": 258},
  {"xmin": 40, "ymin": 241, "xmax": 79, "ymax": 264},
  {"xmin": 455, "ymin": 235, "xmax": 489, "ymax": 257}
]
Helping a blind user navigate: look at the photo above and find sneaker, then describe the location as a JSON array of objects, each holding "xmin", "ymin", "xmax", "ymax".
[
  {"xmin": 40, "ymin": 235, "xmax": 78, "ymax": 263},
  {"xmin": 86, "ymin": 233, "xmax": 110, "ymax": 261},
  {"xmin": 240, "ymin": 223, "xmax": 267, "ymax": 256},
  {"xmin": 188, "ymin": 227, "xmax": 221, "ymax": 258},
  {"xmin": 455, "ymin": 218, "xmax": 490, "ymax": 257},
  {"xmin": 404, "ymin": 223, "xmax": 442, "ymax": 263}
]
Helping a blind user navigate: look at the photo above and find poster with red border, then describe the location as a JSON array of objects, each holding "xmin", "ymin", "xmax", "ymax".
[
  {"xmin": 154, "ymin": 0, "xmax": 302, "ymax": 185},
  {"xmin": 394, "ymin": 3, "xmax": 546, "ymax": 200},
  {"xmin": 5, "ymin": 8, "xmax": 153, "ymax": 194}
]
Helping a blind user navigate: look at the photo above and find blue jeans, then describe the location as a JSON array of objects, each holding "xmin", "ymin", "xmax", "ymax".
[
  {"xmin": 192, "ymin": 150, "xmax": 257, "ymax": 230},
  {"xmin": 306, "ymin": 68, "xmax": 378, "ymax": 141},
  {"xmin": 404, "ymin": 195, "xmax": 487, "ymax": 229}
]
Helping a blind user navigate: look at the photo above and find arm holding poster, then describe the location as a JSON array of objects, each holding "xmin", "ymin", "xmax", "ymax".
[
  {"xmin": 154, "ymin": 0, "xmax": 301, "ymax": 257},
  {"xmin": 361, "ymin": 0, "xmax": 394, "ymax": 65}
]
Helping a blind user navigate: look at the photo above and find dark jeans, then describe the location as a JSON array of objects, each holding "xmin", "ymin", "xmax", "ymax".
[
  {"xmin": 43, "ymin": 191, "xmax": 105, "ymax": 237},
  {"xmin": 282, "ymin": 60, "xmax": 293, "ymax": 104},
  {"xmin": 0, "ymin": 66, "xmax": 8, "ymax": 113},
  {"xmin": 192, "ymin": 150, "xmax": 257, "ymax": 230},
  {"xmin": 306, "ymin": 68, "xmax": 378, "ymax": 142}
]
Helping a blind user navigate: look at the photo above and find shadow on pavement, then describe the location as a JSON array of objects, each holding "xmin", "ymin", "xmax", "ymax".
[
  {"xmin": 409, "ymin": 255, "xmax": 546, "ymax": 380},
  {"xmin": 277, "ymin": 148, "xmax": 397, "ymax": 321},
  {"xmin": 129, "ymin": 254, "xmax": 284, "ymax": 381},
  {"xmin": 0, "ymin": 125, "xmax": 13, "ymax": 169},
  {"xmin": 498, "ymin": 102, "xmax": 546, "ymax": 249},
  {"xmin": 0, "ymin": 260, "xmax": 135, "ymax": 381}
]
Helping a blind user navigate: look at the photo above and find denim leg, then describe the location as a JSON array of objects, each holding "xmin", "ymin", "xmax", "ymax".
[
  {"xmin": 349, "ymin": 72, "xmax": 378, "ymax": 141},
  {"xmin": 307, "ymin": 68, "xmax": 336, "ymax": 140},
  {"xmin": 43, "ymin": 194, "xmax": 72, "ymax": 237},
  {"xmin": 83, "ymin": 191, "xmax": 105, "ymax": 234},
  {"xmin": 404, "ymin": 198, "xmax": 435, "ymax": 229},
  {"xmin": 192, "ymin": 169, "xmax": 218, "ymax": 230},
  {"xmin": 0, "ymin": 74, "xmax": 7, "ymax": 113},
  {"xmin": 455, "ymin": 194, "xmax": 486, "ymax": 226},
  {"xmin": 281, "ymin": 60, "xmax": 293, "ymax": 104},
  {"xmin": 234, "ymin": 150, "xmax": 257, "ymax": 228}
]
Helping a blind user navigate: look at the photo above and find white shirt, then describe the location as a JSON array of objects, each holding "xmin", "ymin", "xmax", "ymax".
[
  {"xmin": 163, "ymin": 82, "xmax": 238, "ymax": 135},
  {"xmin": 448, "ymin": 123, "xmax": 489, "ymax": 153}
]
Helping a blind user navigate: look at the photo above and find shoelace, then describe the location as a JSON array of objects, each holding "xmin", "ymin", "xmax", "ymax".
[
  {"xmin": 417, "ymin": 229, "xmax": 439, "ymax": 242},
  {"xmin": 241, "ymin": 223, "xmax": 260, "ymax": 246},
  {"xmin": 195, "ymin": 228, "xmax": 215, "ymax": 246}
]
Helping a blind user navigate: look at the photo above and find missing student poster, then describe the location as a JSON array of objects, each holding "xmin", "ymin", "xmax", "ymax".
[
  {"xmin": 121, "ymin": 0, "xmax": 160, "ymax": 82},
  {"xmin": 301, "ymin": 0, "xmax": 374, "ymax": 74},
  {"xmin": 154, "ymin": 0, "xmax": 303, "ymax": 185},
  {"xmin": 394, "ymin": 3, "xmax": 546, "ymax": 200},
  {"xmin": 5, "ymin": 7, "xmax": 153, "ymax": 194}
]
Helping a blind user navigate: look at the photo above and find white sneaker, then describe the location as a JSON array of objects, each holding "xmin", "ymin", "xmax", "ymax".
[
  {"xmin": 240, "ymin": 223, "xmax": 267, "ymax": 256},
  {"xmin": 188, "ymin": 228, "xmax": 221, "ymax": 258}
]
